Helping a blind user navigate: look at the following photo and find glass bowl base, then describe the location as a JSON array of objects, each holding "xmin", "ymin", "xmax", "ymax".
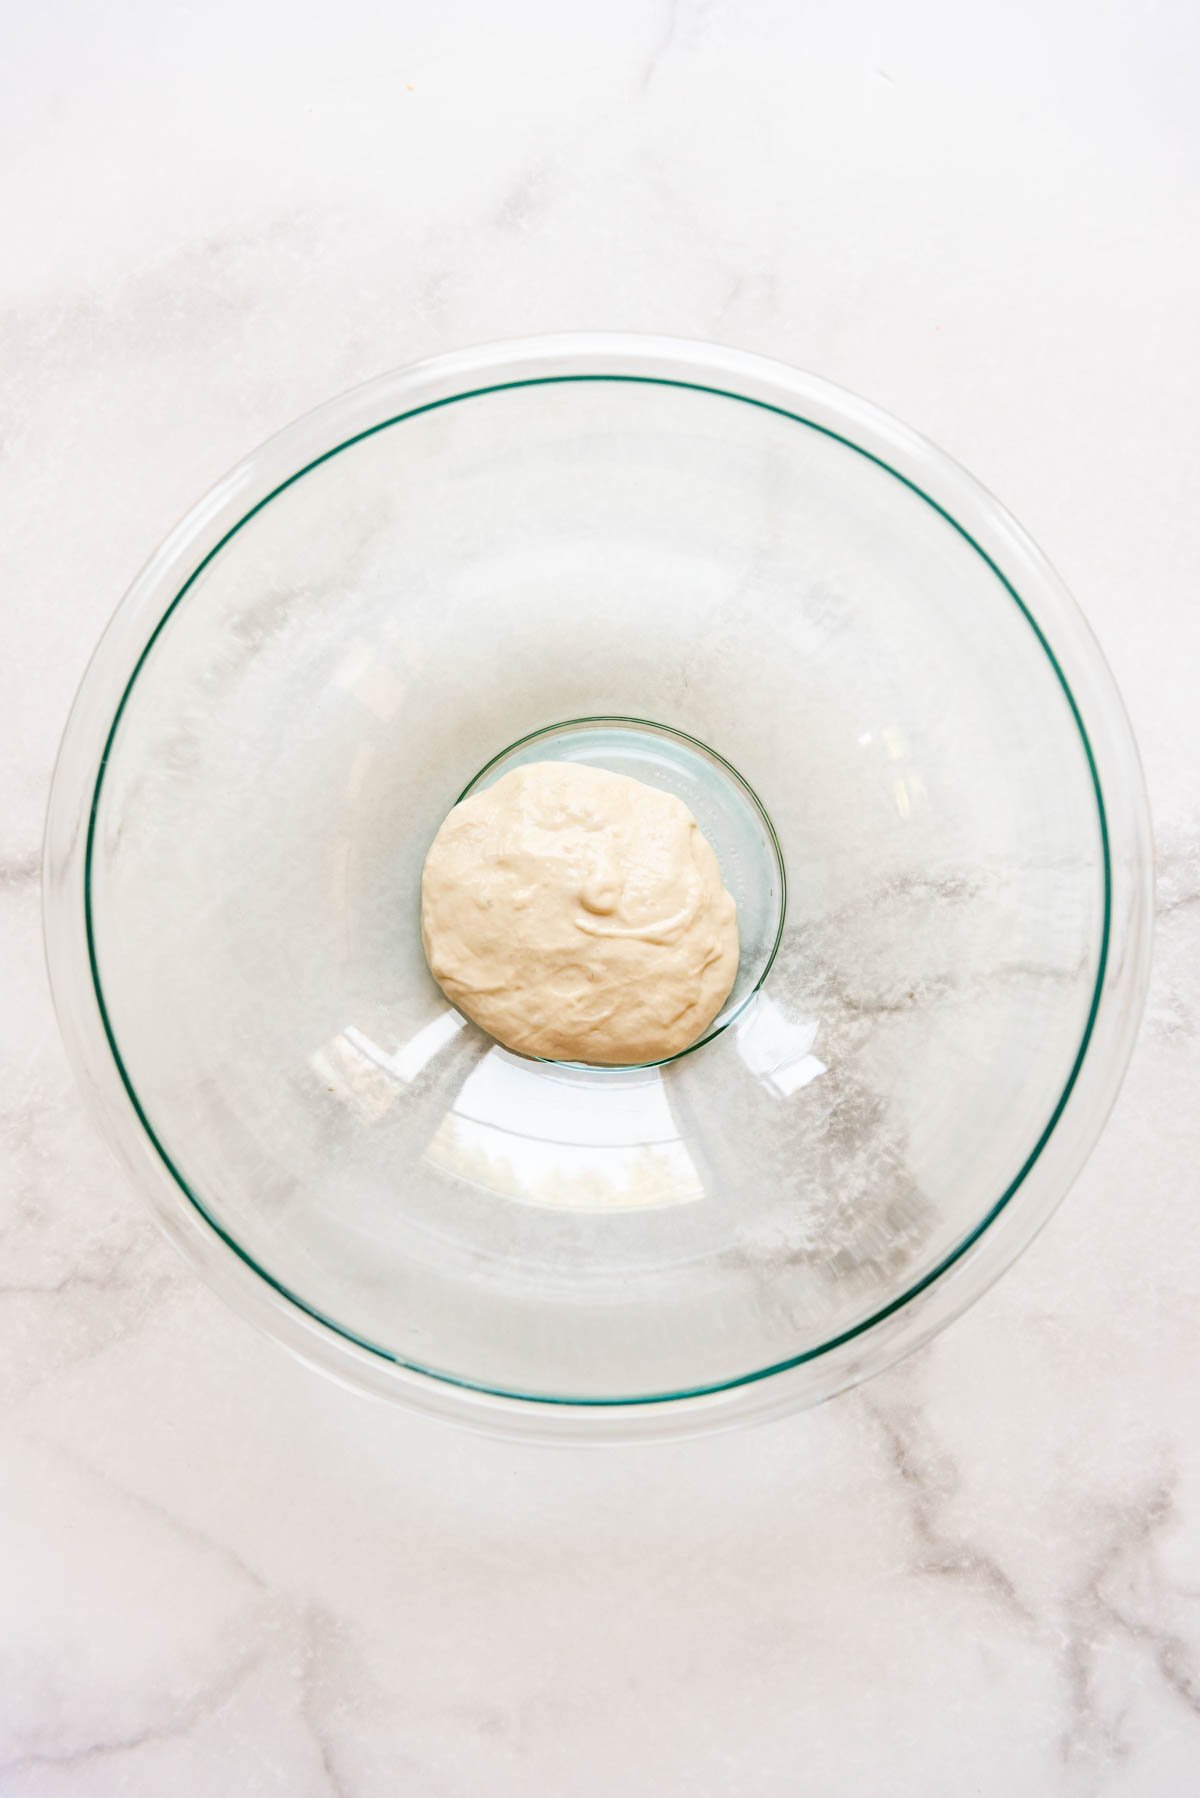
[{"xmin": 458, "ymin": 715, "xmax": 787, "ymax": 1067}]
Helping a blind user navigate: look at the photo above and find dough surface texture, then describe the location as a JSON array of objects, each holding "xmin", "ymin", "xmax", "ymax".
[{"xmin": 421, "ymin": 761, "xmax": 739, "ymax": 1064}]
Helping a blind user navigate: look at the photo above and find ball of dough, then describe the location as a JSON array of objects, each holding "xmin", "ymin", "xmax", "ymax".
[{"xmin": 421, "ymin": 762, "xmax": 739, "ymax": 1065}]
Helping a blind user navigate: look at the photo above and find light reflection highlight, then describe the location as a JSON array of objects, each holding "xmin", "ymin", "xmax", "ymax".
[
  {"xmin": 427, "ymin": 1051, "xmax": 706, "ymax": 1211},
  {"xmin": 734, "ymin": 993, "xmax": 827, "ymax": 1098},
  {"xmin": 314, "ymin": 990, "xmax": 828, "ymax": 1211}
]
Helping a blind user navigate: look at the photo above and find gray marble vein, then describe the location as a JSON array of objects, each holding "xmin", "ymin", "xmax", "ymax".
[
  {"xmin": 863, "ymin": 1392, "xmax": 1034, "ymax": 1621},
  {"xmin": 1059, "ymin": 1476, "xmax": 1200, "ymax": 1765},
  {"xmin": 2, "ymin": 1, "xmax": 1200, "ymax": 1793},
  {"xmin": 638, "ymin": 0, "xmax": 683, "ymax": 93}
]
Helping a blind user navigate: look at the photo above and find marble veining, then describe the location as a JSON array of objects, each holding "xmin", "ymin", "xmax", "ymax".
[{"xmin": 3, "ymin": 1, "xmax": 1200, "ymax": 1792}]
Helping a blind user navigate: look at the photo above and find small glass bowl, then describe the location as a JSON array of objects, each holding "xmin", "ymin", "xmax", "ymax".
[
  {"xmin": 457, "ymin": 714, "xmax": 787, "ymax": 1068},
  {"xmin": 43, "ymin": 336, "xmax": 1153, "ymax": 1440}
]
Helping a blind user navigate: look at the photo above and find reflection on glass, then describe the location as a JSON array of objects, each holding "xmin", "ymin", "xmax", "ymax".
[
  {"xmin": 313, "ymin": 1013, "xmax": 708, "ymax": 1212},
  {"xmin": 332, "ymin": 642, "xmax": 406, "ymax": 720},
  {"xmin": 735, "ymin": 993, "xmax": 827, "ymax": 1098},
  {"xmin": 313, "ymin": 993, "xmax": 827, "ymax": 1206},
  {"xmin": 426, "ymin": 1050, "xmax": 706, "ymax": 1212},
  {"xmin": 310, "ymin": 1031, "xmax": 397, "ymax": 1121},
  {"xmin": 311, "ymin": 1011, "xmax": 466, "ymax": 1120},
  {"xmin": 343, "ymin": 1012, "xmax": 466, "ymax": 1082}
]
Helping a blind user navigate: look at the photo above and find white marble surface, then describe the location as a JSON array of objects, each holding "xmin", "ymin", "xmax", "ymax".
[{"xmin": 3, "ymin": 1, "xmax": 1199, "ymax": 1790}]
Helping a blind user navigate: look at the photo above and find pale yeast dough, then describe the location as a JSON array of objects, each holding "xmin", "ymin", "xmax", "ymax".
[{"xmin": 421, "ymin": 762, "xmax": 739, "ymax": 1064}]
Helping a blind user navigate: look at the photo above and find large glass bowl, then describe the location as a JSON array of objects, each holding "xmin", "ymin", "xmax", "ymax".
[{"xmin": 43, "ymin": 336, "xmax": 1153, "ymax": 1440}]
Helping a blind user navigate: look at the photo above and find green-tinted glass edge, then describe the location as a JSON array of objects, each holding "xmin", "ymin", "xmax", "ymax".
[{"xmin": 83, "ymin": 373, "xmax": 1113, "ymax": 1408}]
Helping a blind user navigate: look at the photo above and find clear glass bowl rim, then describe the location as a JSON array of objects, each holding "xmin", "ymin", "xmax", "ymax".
[{"xmin": 42, "ymin": 333, "xmax": 1154, "ymax": 1442}]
